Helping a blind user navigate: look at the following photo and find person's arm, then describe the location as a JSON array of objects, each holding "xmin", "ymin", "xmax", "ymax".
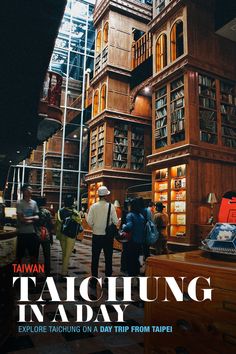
[
  {"xmin": 87, "ymin": 206, "xmax": 94, "ymax": 227},
  {"xmin": 122, "ymin": 213, "xmax": 134, "ymax": 232},
  {"xmin": 111, "ymin": 204, "xmax": 119, "ymax": 225}
]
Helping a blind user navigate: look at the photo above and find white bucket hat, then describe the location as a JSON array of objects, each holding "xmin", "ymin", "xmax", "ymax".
[{"xmin": 98, "ymin": 186, "xmax": 110, "ymax": 196}]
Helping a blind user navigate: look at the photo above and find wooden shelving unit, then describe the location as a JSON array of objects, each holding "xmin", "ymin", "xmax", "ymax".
[
  {"xmin": 170, "ymin": 76, "xmax": 185, "ymax": 144},
  {"xmin": 155, "ymin": 86, "xmax": 167, "ymax": 148},
  {"xmin": 220, "ymin": 80, "xmax": 236, "ymax": 149},
  {"xmin": 153, "ymin": 164, "xmax": 187, "ymax": 242},
  {"xmin": 90, "ymin": 123, "xmax": 105, "ymax": 170},
  {"xmin": 131, "ymin": 126, "xmax": 145, "ymax": 170},
  {"xmin": 198, "ymin": 74, "xmax": 217, "ymax": 144},
  {"xmin": 113, "ymin": 123, "xmax": 128, "ymax": 169},
  {"xmin": 170, "ymin": 164, "xmax": 186, "ymax": 238},
  {"xmin": 154, "ymin": 168, "xmax": 168, "ymax": 209}
]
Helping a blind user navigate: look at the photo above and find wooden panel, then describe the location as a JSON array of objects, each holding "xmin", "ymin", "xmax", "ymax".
[{"xmin": 145, "ymin": 251, "xmax": 236, "ymax": 354}]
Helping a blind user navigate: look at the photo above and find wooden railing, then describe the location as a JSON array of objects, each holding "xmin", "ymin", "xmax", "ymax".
[{"xmin": 132, "ymin": 32, "xmax": 152, "ymax": 70}]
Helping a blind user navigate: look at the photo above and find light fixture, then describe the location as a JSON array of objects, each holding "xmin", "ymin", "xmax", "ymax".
[
  {"xmin": 83, "ymin": 127, "xmax": 88, "ymax": 132},
  {"xmin": 206, "ymin": 192, "xmax": 218, "ymax": 224},
  {"xmin": 144, "ymin": 87, "xmax": 150, "ymax": 93},
  {"xmin": 73, "ymin": 134, "xmax": 78, "ymax": 138},
  {"xmin": 16, "ymin": 150, "xmax": 20, "ymax": 154}
]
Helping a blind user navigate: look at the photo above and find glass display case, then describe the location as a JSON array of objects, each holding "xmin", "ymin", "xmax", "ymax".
[{"xmin": 201, "ymin": 223, "xmax": 236, "ymax": 256}]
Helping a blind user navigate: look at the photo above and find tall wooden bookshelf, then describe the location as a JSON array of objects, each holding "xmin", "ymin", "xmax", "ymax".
[
  {"xmin": 131, "ymin": 126, "xmax": 145, "ymax": 170},
  {"xmin": 198, "ymin": 74, "xmax": 217, "ymax": 144},
  {"xmin": 90, "ymin": 123, "xmax": 105, "ymax": 170},
  {"xmin": 220, "ymin": 80, "xmax": 236, "ymax": 149},
  {"xmin": 170, "ymin": 76, "xmax": 185, "ymax": 144},
  {"xmin": 155, "ymin": 86, "xmax": 167, "ymax": 148},
  {"xmin": 113, "ymin": 123, "xmax": 128, "ymax": 169}
]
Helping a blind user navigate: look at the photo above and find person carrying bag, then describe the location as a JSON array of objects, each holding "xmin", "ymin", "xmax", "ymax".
[{"xmin": 87, "ymin": 186, "xmax": 118, "ymax": 288}]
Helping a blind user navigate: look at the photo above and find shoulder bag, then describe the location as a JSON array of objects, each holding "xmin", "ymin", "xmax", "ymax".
[{"xmin": 105, "ymin": 203, "xmax": 118, "ymax": 238}]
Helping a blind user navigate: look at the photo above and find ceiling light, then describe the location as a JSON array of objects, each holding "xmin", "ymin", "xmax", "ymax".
[
  {"xmin": 17, "ymin": 150, "xmax": 20, "ymax": 154},
  {"xmin": 73, "ymin": 134, "xmax": 78, "ymax": 138},
  {"xmin": 144, "ymin": 87, "xmax": 150, "ymax": 93}
]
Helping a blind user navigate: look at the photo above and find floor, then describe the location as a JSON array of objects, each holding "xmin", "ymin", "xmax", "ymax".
[{"xmin": 2, "ymin": 238, "xmax": 146, "ymax": 354}]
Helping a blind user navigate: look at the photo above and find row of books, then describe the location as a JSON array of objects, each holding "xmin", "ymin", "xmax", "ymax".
[
  {"xmin": 156, "ymin": 107, "xmax": 167, "ymax": 119},
  {"xmin": 221, "ymin": 104, "xmax": 236, "ymax": 116},
  {"xmin": 155, "ymin": 97, "xmax": 167, "ymax": 109},
  {"xmin": 171, "ymin": 120, "xmax": 184, "ymax": 133},
  {"xmin": 171, "ymin": 88, "xmax": 184, "ymax": 101},
  {"xmin": 199, "ymin": 86, "xmax": 216, "ymax": 99},
  {"xmin": 222, "ymin": 137, "xmax": 236, "ymax": 148},
  {"xmin": 155, "ymin": 126, "xmax": 167, "ymax": 138},
  {"xmin": 222, "ymin": 126, "xmax": 236, "ymax": 137},
  {"xmin": 114, "ymin": 137, "xmax": 128, "ymax": 145},
  {"xmin": 200, "ymin": 131, "xmax": 217, "ymax": 144},
  {"xmin": 170, "ymin": 98, "xmax": 184, "ymax": 111},
  {"xmin": 199, "ymin": 97, "xmax": 216, "ymax": 109},
  {"xmin": 199, "ymin": 74, "xmax": 215, "ymax": 88},
  {"xmin": 156, "ymin": 86, "xmax": 166, "ymax": 99},
  {"xmin": 171, "ymin": 78, "xmax": 184, "ymax": 91},
  {"xmin": 131, "ymin": 156, "xmax": 144, "ymax": 163},
  {"xmin": 171, "ymin": 108, "xmax": 184, "ymax": 121},
  {"xmin": 156, "ymin": 116, "xmax": 167, "ymax": 128}
]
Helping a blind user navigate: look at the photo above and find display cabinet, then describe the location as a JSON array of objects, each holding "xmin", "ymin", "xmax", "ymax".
[
  {"xmin": 88, "ymin": 181, "xmax": 103, "ymax": 207},
  {"xmin": 153, "ymin": 163, "xmax": 189, "ymax": 244}
]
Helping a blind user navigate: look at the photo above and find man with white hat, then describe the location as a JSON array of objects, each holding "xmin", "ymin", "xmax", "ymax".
[{"xmin": 87, "ymin": 185, "xmax": 118, "ymax": 287}]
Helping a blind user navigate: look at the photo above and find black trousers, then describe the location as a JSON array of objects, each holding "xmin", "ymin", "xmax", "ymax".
[
  {"xmin": 91, "ymin": 234, "xmax": 114, "ymax": 278},
  {"xmin": 36, "ymin": 239, "xmax": 51, "ymax": 275},
  {"xmin": 126, "ymin": 240, "xmax": 143, "ymax": 276}
]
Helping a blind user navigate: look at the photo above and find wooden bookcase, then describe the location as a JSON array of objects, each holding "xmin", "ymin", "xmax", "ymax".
[
  {"xmin": 220, "ymin": 80, "xmax": 236, "ymax": 149},
  {"xmin": 131, "ymin": 126, "xmax": 145, "ymax": 170},
  {"xmin": 155, "ymin": 75, "xmax": 186, "ymax": 149},
  {"xmin": 113, "ymin": 123, "xmax": 129, "ymax": 169},
  {"xmin": 170, "ymin": 76, "xmax": 185, "ymax": 144},
  {"xmin": 198, "ymin": 74, "xmax": 217, "ymax": 144},
  {"xmin": 89, "ymin": 123, "xmax": 105, "ymax": 170},
  {"xmin": 112, "ymin": 122, "xmax": 146, "ymax": 171},
  {"xmin": 155, "ymin": 86, "xmax": 167, "ymax": 148}
]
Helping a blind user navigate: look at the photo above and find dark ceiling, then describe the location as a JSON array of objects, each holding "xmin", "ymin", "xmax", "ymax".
[{"xmin": 0, "ymin": 0, "xmax": 66, "ymax": 188}]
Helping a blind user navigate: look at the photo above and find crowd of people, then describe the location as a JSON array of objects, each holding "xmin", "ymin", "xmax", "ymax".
[{"xmin": 15, "ymin": 184, "xmax": 169, "ymax": 284}]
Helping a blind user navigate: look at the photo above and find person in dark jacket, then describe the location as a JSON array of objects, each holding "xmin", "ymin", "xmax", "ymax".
[
  {"xmin": 35, "ymin": 197, "xmax": 53, "ymax": 276},
  {"xmin": 122, "ymin": 198, "xmax": 145, "ymax": 276},
  {"xmin": 120, "ymin": 199, "xmax": 131, "ymax": 274},
  {"xmin": 139, "ymin": 197, "xmax": 152, "ymax": 260}
]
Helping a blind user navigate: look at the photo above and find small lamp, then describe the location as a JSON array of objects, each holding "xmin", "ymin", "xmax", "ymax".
[{"xmin": 206, "ymin": 192, "xmax": 218, "ymax": 224}]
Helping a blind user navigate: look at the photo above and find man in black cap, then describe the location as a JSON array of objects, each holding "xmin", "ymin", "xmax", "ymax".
[{"xmin": 153, "ymin": 202, "xmax": 169, "ymax": 255}]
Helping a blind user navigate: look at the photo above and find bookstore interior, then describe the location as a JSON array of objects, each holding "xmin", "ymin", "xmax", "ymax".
[{"xmin": 0, "ymin": 0, "xmax": 236, "ymax": 353}]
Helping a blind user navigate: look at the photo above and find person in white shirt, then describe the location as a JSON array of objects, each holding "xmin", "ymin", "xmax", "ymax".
[{"xmin": 87, "ymin": 186, "xmax": 118, "ymax": 287}]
